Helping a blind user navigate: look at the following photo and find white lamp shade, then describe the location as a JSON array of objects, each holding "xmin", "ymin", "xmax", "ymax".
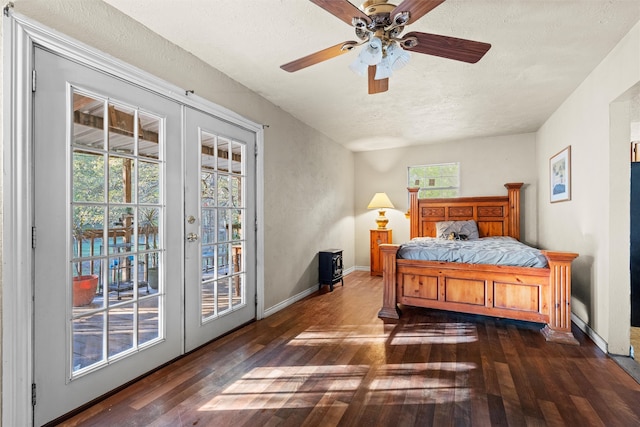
[
  {"xmin": 359, "ymin": 37, "xmax": 383, "ymax": 66},
  {"xmin": 394, "ymin": 49, "xmax": 411, "ymax": 70},
  {"xmin": 367, "ymin": 192, "xmax": 395, "ymax": 209},
  {"xmin": 349, "ymin": 57, "xmax": 369, "ymax": 76},
  {"xmin": 387, "ymin": 42, "xmax": 411, "ymax": 71},
  {"xmin": 350, "ymin": 39, "xmax": 411, "ymax": 80},
  {"xmin": 374, "ymin": 58, "xmax": 392, "ymax": 80}
]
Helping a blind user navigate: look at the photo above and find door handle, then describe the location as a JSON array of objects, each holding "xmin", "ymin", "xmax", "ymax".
[{"xmin": 186, "ymin": 232, "xmax": 199, "ymax": 242}]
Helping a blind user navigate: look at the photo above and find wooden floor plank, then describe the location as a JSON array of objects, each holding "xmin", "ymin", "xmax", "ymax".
[
  {"xmin": 538, "ymin": 399, "xmax": 565, "ymax": 427},
  {"xmin": 569, "ymin": 395, "xmax": 606, "ymax": 427},
  {"xmin": 503, "ymin": 322, "xmax": 544, "ymax": 420},
  {"xmin": 495, "ymin": 361, "xmax": 526, "ymax": 426},
  {"xmin": 55, "ymin": 272, "xmax": 640, "ymax": 427},
  {"xmin": 487, "ymin": 393, "xmax": 508, "ymax": 426}
]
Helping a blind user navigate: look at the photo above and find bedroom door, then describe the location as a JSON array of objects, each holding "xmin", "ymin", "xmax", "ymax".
[
  {"xmin": 32, "ymin": 47, "xmax": 184, "ymax": 425},
  {"xmin": 183, "ymin": 107, "xmax": 257, "ymax": 352},
  {"xmin": 631, "ymin": 162, "xmax": 640, "ymax": 326}
]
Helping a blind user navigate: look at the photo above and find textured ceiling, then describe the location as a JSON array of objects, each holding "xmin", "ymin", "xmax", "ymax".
[{"xmin": 102, "ymin": 0, "xmax": 640, "ymax": 152}]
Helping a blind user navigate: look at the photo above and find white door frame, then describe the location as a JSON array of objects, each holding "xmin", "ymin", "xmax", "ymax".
[{"xmin": 2, "ymin": 12, "xmax": 265, "ymax": 426}]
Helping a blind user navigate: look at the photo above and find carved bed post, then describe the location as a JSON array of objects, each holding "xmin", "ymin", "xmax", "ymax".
[
  {"xmin": 408, "ymin": 187, "xmax": 419, "ymax": 239},
  {"xmin": 377, "ymin": 244, "xmax": 401, "ymax": 319},
  {"xmin": 541, "ymin": 251, "xmax": 580, "ymax": 345},
  {"xmin": 505, "ymin": 183, "xmax": 523, "ymax": 240}
]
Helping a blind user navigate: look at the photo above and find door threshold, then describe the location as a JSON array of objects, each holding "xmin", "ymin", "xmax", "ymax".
[{"xmin": 611, "ymin": 354, "xmax": 640, "ymax": 385}]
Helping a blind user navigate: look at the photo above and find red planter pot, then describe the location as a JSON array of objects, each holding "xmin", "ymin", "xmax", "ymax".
[{"xmin": 73, "ymin": 274, "xmax": 98, "ymax": 307}]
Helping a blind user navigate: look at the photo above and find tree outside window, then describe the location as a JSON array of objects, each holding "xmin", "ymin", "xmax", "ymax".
[{"xmin": 408, "ymin": 162, "xmax": 460, "ymax": 198}]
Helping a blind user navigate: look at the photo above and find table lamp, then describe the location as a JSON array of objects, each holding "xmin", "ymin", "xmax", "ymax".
[{"xmin": 367, "ymin": 192, "xmax": 394, "ymax": 230}]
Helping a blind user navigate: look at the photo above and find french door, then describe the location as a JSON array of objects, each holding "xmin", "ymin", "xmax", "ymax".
[
  {"xmin": 184, "ymin": 108, "xmax": 256, "ymax": 351},
  {"xmin": 32, "ymin": 47, "xmax": 256, "ymax": 425},
  {"xmin": 33, "ymin": 46, "xmax": 183, "ymax": 425}
]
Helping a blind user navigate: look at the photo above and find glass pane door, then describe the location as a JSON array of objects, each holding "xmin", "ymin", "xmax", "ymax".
[
  {"xmin": 200, "ymin": 132, "xmax": 246, "ymax": 320},
  {"xmin": 184, "ymin": 108, "xmax": 256, "ymax": 352},
  {"xmin": 33, "ymin": 47, "xmax": 183, "ymax": 426},
  {"xmin": 71, "ymin": 91, "xmax": 164, "ymax": 375}
]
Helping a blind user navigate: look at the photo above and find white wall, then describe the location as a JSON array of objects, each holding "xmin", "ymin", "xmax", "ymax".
[
  {"xmin": 537, "ymin": 20, "xmax": 640, "ymax": 354},
  {"xmin": 5, "ymin": 0, "xmax": 355, "ymax": 311},
  {"xmin": 353, "ymin": 133, "xmax": 538, "ymax": 267},
  {"xmin": 262, "ymin": 117, "xmax": 354, "ymax": 307}
]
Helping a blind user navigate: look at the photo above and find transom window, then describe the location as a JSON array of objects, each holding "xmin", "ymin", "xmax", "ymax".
[{"xmin": 408, "ymin": 162, "xmax": 460, "ymax": 198}]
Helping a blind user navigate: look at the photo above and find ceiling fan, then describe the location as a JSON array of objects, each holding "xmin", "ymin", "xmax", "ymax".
[{"xmin": 280, "ymin": 0, "xmax": 491, "ymax": 94}]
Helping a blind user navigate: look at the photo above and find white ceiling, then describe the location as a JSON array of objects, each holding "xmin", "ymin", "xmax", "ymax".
[{"xmin": 102, "ymin": 0, "xmax": 640, "ymax": 152}]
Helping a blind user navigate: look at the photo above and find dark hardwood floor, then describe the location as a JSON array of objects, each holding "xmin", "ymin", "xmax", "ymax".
[{"xmin": 58, "ymin": 271, "xmax": 640, "ymax": 426}]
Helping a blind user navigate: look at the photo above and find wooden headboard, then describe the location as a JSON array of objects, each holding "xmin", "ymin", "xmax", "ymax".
[{"xmin": 408, "ymin": 183, "xmax": 523, "ymax": 240}]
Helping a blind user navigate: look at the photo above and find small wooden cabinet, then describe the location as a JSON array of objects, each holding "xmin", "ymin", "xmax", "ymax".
[{"xmin": 370, "ymin": 229, "xmax": 392, "ymax": 276}]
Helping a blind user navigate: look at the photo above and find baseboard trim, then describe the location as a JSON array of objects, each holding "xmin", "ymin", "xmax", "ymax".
[
  {"xmin": 571, "ymin": 313, "xmax": 608, "ymax": 353},
  {"xmin": 343, "ymin": 266, "xmax": 356, "ymax": 275},
  {"xmin": 263, "ymin": 268, "xmax": 355, "ymax": 318}
]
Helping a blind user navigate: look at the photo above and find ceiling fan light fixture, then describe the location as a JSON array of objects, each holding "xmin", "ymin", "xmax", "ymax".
[
  {"xmin": 386, "ymin": 42, "xmax": 411, "ymax": 70},
  {"xmin": 374, "ymin": 59, "xmax": 392, "ymax": 80},
  {"xmin": 349, "ymin": 57, "xmax": 369, "ymax": 76},
  {"xmin": 358, "ymin": 36, "xmax": 383, "ymax": 65},
  {"xmin": 393, "ymin": 51, "xmax": 411, "ymax": 70}
]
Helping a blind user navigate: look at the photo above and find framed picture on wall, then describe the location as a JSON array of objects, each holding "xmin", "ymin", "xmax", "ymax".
[{"xmin": 550, "ymin": 146, "xmax": 571, "ymax": 203}]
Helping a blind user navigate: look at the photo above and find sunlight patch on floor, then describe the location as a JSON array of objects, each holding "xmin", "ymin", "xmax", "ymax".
[
  {"xmin": 369, "ymin": 362, "xmax": 477, "ymax": 395},
  {"xmin": 287, "ymin": 322, "xmax": 478, "ymax": 346},
  {"xmin": 288, "ymin": 325, "xmax": 390, "ymax": 346},
  {"xmin": 199, "ymin": 365, "xmax": 367, "ymax": 411},
  {"xmin": 198, "ymin": 362, "xmax": 476, "ymax": 411},
  {"xmin": 390, "ymin": 323, "xmax": 478, "ymax": 345}
]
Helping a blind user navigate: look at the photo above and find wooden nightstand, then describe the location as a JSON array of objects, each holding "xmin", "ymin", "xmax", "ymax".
[{"xmin": 370, "ymin": 229, "xmax": 392, "ymax": 276}]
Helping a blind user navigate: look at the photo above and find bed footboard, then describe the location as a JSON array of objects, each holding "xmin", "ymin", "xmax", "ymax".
[
  {"xmin": 377, "ymin": 245, "xmax": 402, "ymax": 319},
  {"xmin": 377, "ymin": 244, "xmax": 579, "ymax": 345},
  {"xmin": 540, "ymin": 251, "xmax": 580, "ymax": 345}
]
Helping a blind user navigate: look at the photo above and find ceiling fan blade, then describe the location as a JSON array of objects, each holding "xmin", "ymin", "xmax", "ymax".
[
  {"xmin": 310, "ymin": 0, "xmax": 372, "ymax": 27},
  {"xmin": 368, "ymin": 66, "xmax": 389, "ymax": 94},
  {"xmin": 402, "ymin": 31, "xmax": 491, "ymax": 63},
  {"xmin": 389, "ymin": 0, "xmax": 446, "ymax": 25},
  {"xmin": 281, "ymin": 41, "xmax": 357, "ymax": 72}
]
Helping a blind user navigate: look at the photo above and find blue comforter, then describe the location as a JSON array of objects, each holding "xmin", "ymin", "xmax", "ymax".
[{"xmin": 397, "ymin": 236, "xmax": 548, "ymax": 268}]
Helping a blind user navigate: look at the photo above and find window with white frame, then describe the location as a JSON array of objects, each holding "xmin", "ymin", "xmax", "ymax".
[{"xmin": 408, "ymin": 162, "xmax": 460, "ymax": 198}]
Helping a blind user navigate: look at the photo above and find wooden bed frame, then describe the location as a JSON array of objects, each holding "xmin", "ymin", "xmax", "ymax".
[{"xmin": 377, "ymin": 183, "xmax": 579, "ymax": 345}]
